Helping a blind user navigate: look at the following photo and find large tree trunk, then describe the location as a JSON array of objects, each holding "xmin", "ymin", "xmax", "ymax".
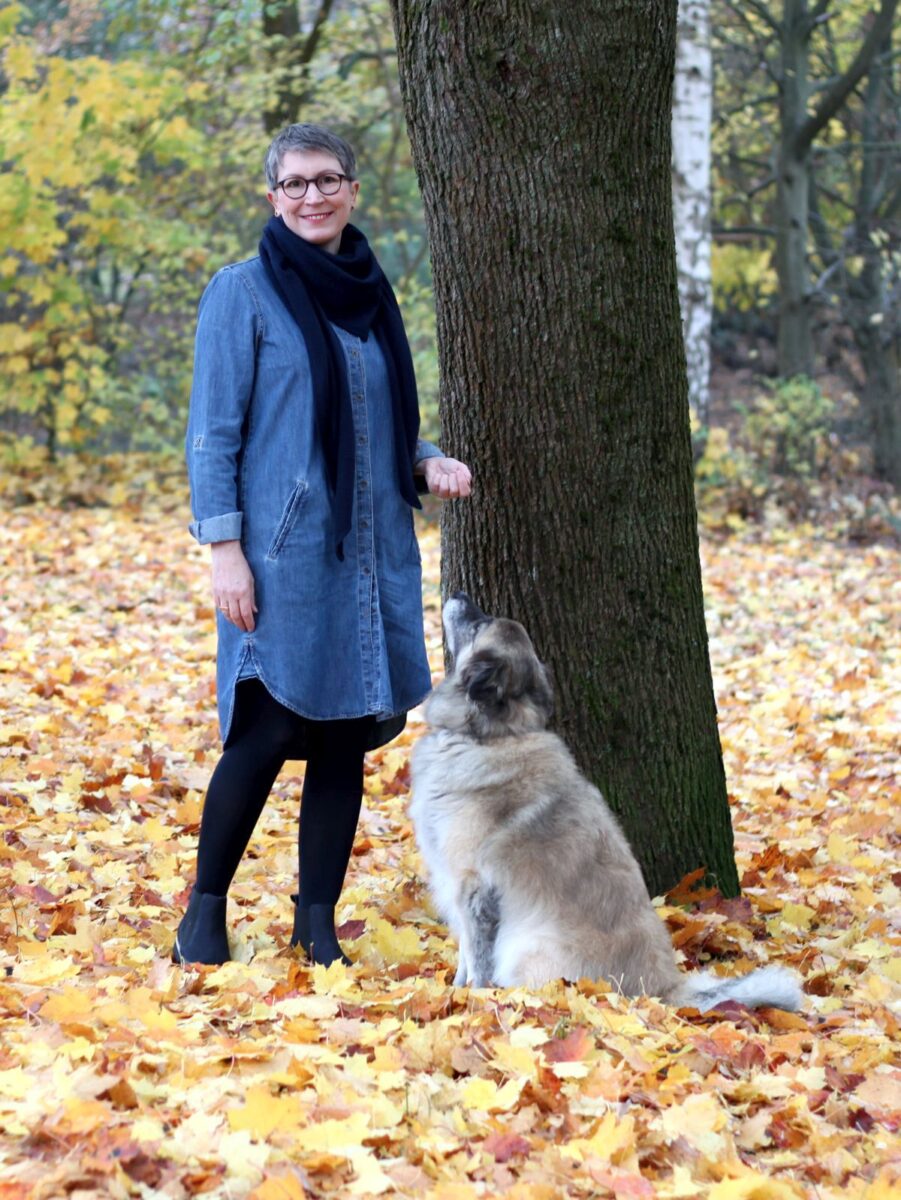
[
  {"xmin": 673, "ymin": 0, "xmax": 713, "ymax": 425},
  {"xmin": 391, "ymin": 0, "xmax": 739, "ymax": 897}
]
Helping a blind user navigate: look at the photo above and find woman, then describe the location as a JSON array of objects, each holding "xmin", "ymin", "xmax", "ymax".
[{"xmin": 175, "ymin": 123, "xmax": 471, "ymax": 967}]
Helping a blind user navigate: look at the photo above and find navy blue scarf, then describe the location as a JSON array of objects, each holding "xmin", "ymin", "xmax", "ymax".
[{"xmin": 259, "ymin": 216, "xmax": 421, "ymax": 558}]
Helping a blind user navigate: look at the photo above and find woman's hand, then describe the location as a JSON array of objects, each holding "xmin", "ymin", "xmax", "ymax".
[
  {"xmin": 420, "ymin": 456, "xmax": 473, "ymax": 500},
  {"xmin": 211, "ymin": 540, "xmax": 258, "ymax": 632}
]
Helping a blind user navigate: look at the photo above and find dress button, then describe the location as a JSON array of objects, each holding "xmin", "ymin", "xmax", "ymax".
[
  {"xmin": 359, "ymin": 479, "xmax": 368, "ymax": 489},
  {"xmin": 363, "ymin": 566, "xmax": 371, "ymax": 576}
]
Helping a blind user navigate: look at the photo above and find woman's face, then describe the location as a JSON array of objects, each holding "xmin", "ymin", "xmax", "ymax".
[{"xmin": 267, "ymin": 149, "xmax": 360, "ymax": 255}]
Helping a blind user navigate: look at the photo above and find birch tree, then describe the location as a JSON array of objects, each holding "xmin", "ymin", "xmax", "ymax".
[{"xmin": 673, "ymin": 0, "xmax": 713, "ymax": 426}]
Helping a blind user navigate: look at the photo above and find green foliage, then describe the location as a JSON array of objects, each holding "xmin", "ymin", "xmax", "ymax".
[
  {"xmin": 0, "ymin": 0, "xmax": 439, "ymax": 463},
  {"xmin": 694, "ymin": 378, "xmax": 858, "ymax": 531},
  {"xmin": 711, "ymin": 243, "xmax": 777, "ymax": 314},
  {"xmin": 0, "ymin": 8, "xmax": 238, "ymax": 457},
  {"xmin": 741, "ymin": 376, "xmax": 836, "ymax": 478}
]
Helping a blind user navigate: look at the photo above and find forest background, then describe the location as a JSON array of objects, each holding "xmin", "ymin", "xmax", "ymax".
[
  {"xmin": 0, "ymin": 0, "xmax": 898, "ymax": 532},
  {"xmin": 1, "ymin": 3, "xmax": 900, "ymax": 1198}
]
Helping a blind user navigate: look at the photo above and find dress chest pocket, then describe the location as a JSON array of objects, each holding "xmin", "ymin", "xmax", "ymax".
[{"xmin": 266, "ymin": 479, "xmax": 310, "ymax": 560}]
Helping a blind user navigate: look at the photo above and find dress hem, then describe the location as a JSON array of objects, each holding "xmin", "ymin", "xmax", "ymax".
[{"xmin": 220, "ymin": 659, "xmax": 429, "ymax": 756}]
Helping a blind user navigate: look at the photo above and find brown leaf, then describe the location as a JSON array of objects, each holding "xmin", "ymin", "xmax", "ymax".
[
  {"xmin": 482, "ymin": 1132, "xmax": 531, "ymax": 1162},
  {"xmin": 542, "ymin": 1025, "xmax": 593, "ymax": 1063}
]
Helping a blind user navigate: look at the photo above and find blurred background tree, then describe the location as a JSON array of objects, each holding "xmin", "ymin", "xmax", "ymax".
[
  {"xmin": 0, "ymin": 0, "xmax": 435, "ymax": 461},
  {"xmin": 710, "ymin": 0, "xmax": 899, "ymax": 487},
  {"xmin": 0, "ymin": 0, "xmax": 898, "ymax": 512}
]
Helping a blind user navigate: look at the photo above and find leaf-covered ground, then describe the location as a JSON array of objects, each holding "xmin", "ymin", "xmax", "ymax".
[{"xmin": 1, "ymin": 460, "xmax": 898, "ymax": 1199}]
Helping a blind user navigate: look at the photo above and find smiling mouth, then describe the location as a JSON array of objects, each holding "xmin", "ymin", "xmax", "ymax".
[{"xmin": 302, "ymin": 213, "xmax": 333, "ymax": 222}]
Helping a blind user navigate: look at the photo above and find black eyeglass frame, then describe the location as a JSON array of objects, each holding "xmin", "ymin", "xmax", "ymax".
[{"xmin": 274, "ymin": 172, "xmax": 352, "ymax": 200}]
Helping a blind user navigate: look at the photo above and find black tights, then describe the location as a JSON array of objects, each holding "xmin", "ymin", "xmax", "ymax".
[{"xmin": 195, "ymin": 679, "xmax": 374, "ymax": 904}]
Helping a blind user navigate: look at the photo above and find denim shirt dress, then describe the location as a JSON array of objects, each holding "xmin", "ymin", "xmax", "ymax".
[{"xmin": 185, "ymin": 257, "xmax": 443, "ymax": 752}]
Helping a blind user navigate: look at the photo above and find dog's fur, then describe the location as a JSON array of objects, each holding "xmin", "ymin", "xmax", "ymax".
[{"xmin": 410, "ymin": 594, "xmax": 801, "ymax": 1011}]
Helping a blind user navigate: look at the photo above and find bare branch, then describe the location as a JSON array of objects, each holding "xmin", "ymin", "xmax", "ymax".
[
  {"xmin": 712, "ymin": 225, "xmax": 778, "ymax": 239},
  {"xmin": 736, "ymin": 0, "xmax": 781, "ymax": 35},
  {"xmin": 883, "ymin": 178, "xmax": 901, "ymax": 220},
  {"xmin": 809, "ymin": 0, "xmax": 834, "ymax": 24},
  {"xmin": 794, "ymin": 0, "xmax": 899, "ymax": 156},
  {"xmin": 300, "ymin": 0, "xmax": 336, "ymax": 68},
  {"xmin": 717, "ymin": 91, "xmax": 780, "ymax": 119}
]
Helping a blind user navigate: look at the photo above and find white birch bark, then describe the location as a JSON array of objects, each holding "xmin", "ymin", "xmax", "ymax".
[{"xmin": 672, "ymin": 0, "xmax": 713, "ymax": 423}]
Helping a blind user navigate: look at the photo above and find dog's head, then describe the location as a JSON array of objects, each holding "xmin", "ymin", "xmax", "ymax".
[{"xmin": 425, "ymin": 593, "xmax": 554, "ymax": 738}]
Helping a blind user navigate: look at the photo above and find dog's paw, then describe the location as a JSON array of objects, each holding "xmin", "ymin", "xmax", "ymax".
[{"xmin": 453, "ymin": 964, "xmax": 469, "ymax": 988}]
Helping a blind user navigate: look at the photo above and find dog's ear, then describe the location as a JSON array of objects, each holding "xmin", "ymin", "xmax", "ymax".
[
  {"xmin": 461, "ymin": 652, "xmax": 508, "ymax": 711},
  {"xmin": 461, "ymin": 649, "xmax": 554, "ymax": 722},
  {"xmin": 533, "ymin": 661, "xmax": 554, "ymax": 722}
]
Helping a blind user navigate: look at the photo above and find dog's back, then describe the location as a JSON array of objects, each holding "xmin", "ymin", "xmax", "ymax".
[{"xmin": 412, "ymin": 724, "xmax": 683, "ymax": 996}]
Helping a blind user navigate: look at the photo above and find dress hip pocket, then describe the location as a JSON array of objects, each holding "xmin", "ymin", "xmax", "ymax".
[{"xmin": 266, "ymin": 479, "xmax": 310, "ymax": 560}]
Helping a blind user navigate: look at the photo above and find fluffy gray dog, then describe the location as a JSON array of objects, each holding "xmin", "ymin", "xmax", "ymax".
[{"xmin": 410, "ymin": 594, "xmax": 801, "ymax": 1011}]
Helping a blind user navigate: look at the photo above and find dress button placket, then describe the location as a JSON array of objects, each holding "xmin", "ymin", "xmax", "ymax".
[{"xmin": 349, "ymin": 342, "xmax": 379, "ymax": 709}]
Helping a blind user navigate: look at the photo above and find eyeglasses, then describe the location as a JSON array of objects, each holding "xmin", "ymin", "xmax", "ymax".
[{"xmin": 274, "ymin": 172, "xmax": 350, "ymax": 200}]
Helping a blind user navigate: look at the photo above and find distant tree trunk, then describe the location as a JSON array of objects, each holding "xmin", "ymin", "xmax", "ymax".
[
  {"xmin": 262, "ymin": 0, "xmax": 335, "ymax": 134},
  {"xmin": 847, "ymin": 31, "xmax": 901, "ymax": 487},
  {"xmin": 673, "ymin": 0, "xmax": 713, "ymax": 426},
  {"xmin": 775, "ymin": 0, "xmax": 899, "ymax": 379},
  {"xmin": 860, "ymin": 337, "xmax": 901, "ymax": 486},
  {"xmin": 776, "ymin": 0, "xmax": 814, "ymax": 378},
  {"xmin": 391, "ymin": 0, "xmax": 740, "ymax": 897}
]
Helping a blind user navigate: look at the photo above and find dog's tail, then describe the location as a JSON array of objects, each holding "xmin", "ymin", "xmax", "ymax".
[{"xmin": 675, "ymin": 965, "xmax": 802, "ymax": 1012}]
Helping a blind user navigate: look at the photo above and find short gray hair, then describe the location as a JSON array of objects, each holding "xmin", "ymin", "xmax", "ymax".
[{"xmin": 264, "ymin": 124, "xmax": 357, "ymax": 190}]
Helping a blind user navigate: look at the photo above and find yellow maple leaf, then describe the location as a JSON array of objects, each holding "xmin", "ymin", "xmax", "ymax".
[
  {"xmin": 460, "ymin": 1076, "xmax": 524, "ymax": 1113},
  {"xmin": 218, "ymin": 1131, "xmax": 272, "ymax": 1181},
  {"xmin": 862, "ymin": 1171, "xmax": 901, "ymax": 1200},
  {"xmin": 827, "ymin": 832, "xmax": 858, "ymax": 863},
  {"xmin": 490, "ymin": 1041, "xmax": 539, "ymax": 1077},
  {"xmin": 778, "ymin": 902, "xmax": 817, "ymax": 930},
  {"xmin": 707, "ymin": 1174, "xmax": 804, "ymax": 1199},
  {"xmin": 249, "ymin": 1172, "xmax": 308, "ymax": 1200},
  {"xmin": 227, "ymin": 1086, "xmax": 304, "ymax": 1136},
  {"xmin": 293, "ymin": 1111, "xmax": 370, "ymax": 1152},
  {"xmin": 0, "ymin": 1069, "xmax": 33, "ymax": 1100},
  {"xmin": 371, "ymin": 917, "xmax": 423, "ymax": 962},
  {"xmin": 661, "ymin": 1092, "xmax": 727, "ymax": 1158},
  {"xmin": 14, "ymin": 954, "xmax": 80, "ymax": 985},
  {"xmin": 562, "ymin": 1110, "xmax": 637, "ymax": 1165},
  {"xmin": 346, "ymin": 1149, "xmax": 394, "ymax": 1196},
  {"xmin": 39, "ymin": 988, "xmax": 95, "ymax": 1025}
]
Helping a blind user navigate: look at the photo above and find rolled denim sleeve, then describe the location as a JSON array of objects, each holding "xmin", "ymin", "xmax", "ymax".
[
  {"xmin": 412, "ymin": 438, "xmax": 444, "ymax": 496},
  {"xmin": 413, "ymin": 437, "xmax": 443, "ymax": 466},
  {"xmin": 185, "ymin": 269, "xmax": 260, "ymax": 545}
]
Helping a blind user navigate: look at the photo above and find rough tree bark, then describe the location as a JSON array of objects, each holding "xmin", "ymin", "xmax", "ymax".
[
  {"xmin": 673, "ymin": 0, "xmax": 713, "ymax": 426},
  {"xmin": 391, "ymin": 0, "xmax": 740, "ymax": 897}
]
